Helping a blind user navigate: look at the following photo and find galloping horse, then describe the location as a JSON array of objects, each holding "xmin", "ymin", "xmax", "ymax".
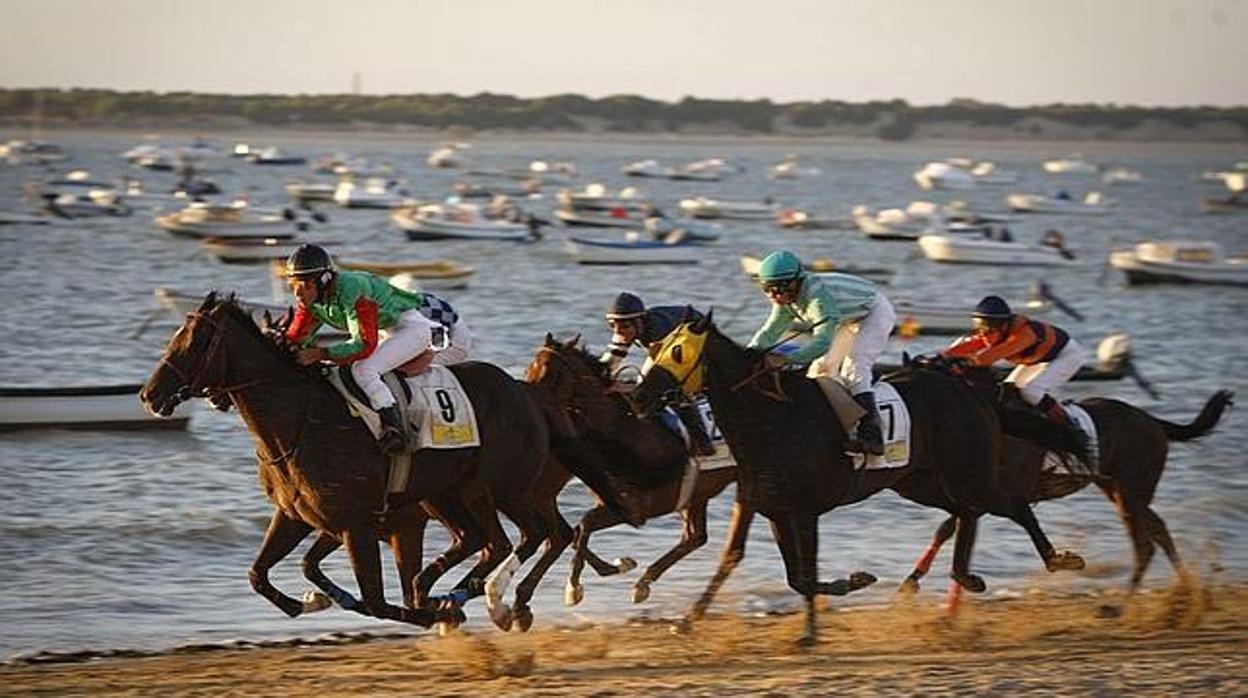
[
  {"xmin": 526, "ymin": 334, "xmax": 737, "ymax": 605},
  {"xmin": 899, "ymin": 360, "xmax": 1233, "ymax": 595},
  {"xmin": 631, "ymin": 312, "xmax": 1084, "ymax": 645},
  {"xmin": 140, "ymin": 293, "xmax": 558, "ymax": 630}
]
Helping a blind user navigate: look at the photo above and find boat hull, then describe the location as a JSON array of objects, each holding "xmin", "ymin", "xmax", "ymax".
[
  {"xmin": 918, "ymin": 235, "xmax": 1077, "ymax": 266},
  {"xmin": 0, "ymin": 385, "xmax": 191, "ymax": 431},
  {"xmin": 1109, "ymin": 250, "xmax": 1248, "ymax": 286},
  {"xmin": 564, "ymin": 238, "xmax": 702, "ymax": 265}
]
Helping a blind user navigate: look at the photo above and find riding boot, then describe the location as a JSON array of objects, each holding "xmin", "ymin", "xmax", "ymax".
[
  {"xmin": 1037, "ymin": 394, "xmax": 1091, "ymax": 463},
  {"xmin": 377, "ymin": 405, "xmax": 408, "ymax": 456},
  {"xmin": 852, "ymin": 392, "xmax": 886, "ymax": 456},
  {"xmin": 676, "ymin": 403, "xmax": 716, "ymax": 456}
]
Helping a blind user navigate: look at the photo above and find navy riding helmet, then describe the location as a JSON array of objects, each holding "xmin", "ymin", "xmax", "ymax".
[
  {"xmin": 972, "ymin": 295, "xmax": 1014, "ymax": 320},
  {"xmin": 605, "ymin": 292, "xmax": 645, "ymax": 321}
]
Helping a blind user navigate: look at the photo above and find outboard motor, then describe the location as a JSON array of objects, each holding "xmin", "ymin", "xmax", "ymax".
[{"xmin": 1096, "ymin": 333, "xmax": 1131, "ymax": 372}]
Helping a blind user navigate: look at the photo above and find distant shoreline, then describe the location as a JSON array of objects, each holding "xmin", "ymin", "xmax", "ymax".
[{"xmin": 2, "ymin": 89, "xmax": 1245, "ymax": 144}]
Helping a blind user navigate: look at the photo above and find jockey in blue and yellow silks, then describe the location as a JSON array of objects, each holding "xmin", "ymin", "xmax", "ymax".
[
  {"xmin": 748, "ymin": 250, "xmax": 897, "ymax": 455},
  {"xmin": 283, "ymin": 244, "xmax": 472, "ymax": 455}
]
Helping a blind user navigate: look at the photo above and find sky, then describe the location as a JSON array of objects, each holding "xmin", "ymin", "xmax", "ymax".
[{"xmin": 1, "ymin": 0, "xmax": 1244, "ymax": 107}]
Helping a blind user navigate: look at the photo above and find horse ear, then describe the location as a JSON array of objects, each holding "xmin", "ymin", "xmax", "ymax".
[
  {"xmin": 568, "ymin": 333, "xmax": 582, "ymax": 349},
  {"xmin": 544, "ymin": 332, "xmax": 557, "ymax": 347},
  {"xmin": 902, "ymin": 351, "xmax": 911, "ymax": 367},
  {"xmin": 692, "ymin": 308, "xmax": 712, "ymax": 333}
]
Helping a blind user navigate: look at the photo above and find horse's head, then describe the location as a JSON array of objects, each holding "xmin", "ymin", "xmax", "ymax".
[
  {"xmin": 140, "ymin": 293, "xmax": 261, "ymax": 417},
  {"xmin": 632, "ymin": 309, "xmax": 713, "ymax": 419},
  {"xmin": 526, "ymin": 332, "xmax": 621, "ymax": 435}
]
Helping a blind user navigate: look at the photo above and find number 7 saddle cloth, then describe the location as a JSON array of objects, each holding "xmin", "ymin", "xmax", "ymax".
[{"xmin": 326, "ymin": 364, "xmax": 482, "ymax": 451}]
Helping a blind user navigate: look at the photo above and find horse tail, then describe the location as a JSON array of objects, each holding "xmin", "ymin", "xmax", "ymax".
[{"xmin": 1150, "ymin": 390, "xmax": 1234, "ymax": 442}]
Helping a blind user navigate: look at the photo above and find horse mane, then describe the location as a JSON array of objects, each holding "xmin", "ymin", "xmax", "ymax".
[{"xmin": 204, "ymin": 292, "xmax": 300, "ymax": 367}]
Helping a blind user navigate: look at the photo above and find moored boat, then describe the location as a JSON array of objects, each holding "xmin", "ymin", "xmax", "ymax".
[
  {"xmin": 392, "ymin": 203, "xmax": 535, "ymax": 241},
  {"xmin": 155, "ymin": 201, "xmax": 295, "ymax": 239},
  {"xmin": 201, "ymin": 236, "xmax": 333, "ymax": 265},
  {"xmin": 333, "ymin": 178, "xmax": 405, "ymax": 209},
  {"xmin": 1109, "ymin": 240, "xmax": 1248, "ymax": 286},
  {"xmin": 0, "ymin": 384, "xmax": 191, "ymax": 431},
  {"xmin": 564, "ymin": 234, "xmax": 707, "ymax": 265},
  {"xmin": 679, "ymin": 197, "xmax": 777, "ymax": 220},
  {"xmin": 1007, "ymin": 191, "xmax": 1112, "ymax": 215},
  {"xmin": 336, "ymin": 259, "xmax": 475, "ymax": 290},
  {"xmin": 918, "ymin": 234, "xmax": 1079, "ymax": 266}
]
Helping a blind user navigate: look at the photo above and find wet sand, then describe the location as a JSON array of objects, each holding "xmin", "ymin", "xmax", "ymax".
[{"xmin": 5, "ymin": 582, "xmax": 1246, "ymax": 696}]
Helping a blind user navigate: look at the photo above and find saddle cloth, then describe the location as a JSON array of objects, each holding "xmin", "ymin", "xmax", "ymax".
[
  {"xmin": 327, "ymin": 365, "xmax": 481, "ymax": 451},
  {"xmin": 659, "ymin": 398, "xmax": 734, "ymax": 471},
  {"xmin": 1041, "ymin": 402, "xmax": 1099, "ymax": 477},
  {"xmin": 849, "ymin": 382, "xmax": 912, "ymax": 470}
]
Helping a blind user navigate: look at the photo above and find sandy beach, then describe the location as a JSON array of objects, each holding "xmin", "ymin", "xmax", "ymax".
[{"xmin": 5, "ymin": 581, "xmax": 1245, "ymax": 696}]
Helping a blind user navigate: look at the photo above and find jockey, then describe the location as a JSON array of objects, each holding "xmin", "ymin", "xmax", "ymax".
[
  {"xmin": 942, "ymin": 295, "xmax": 1085, "ymax": 428},
  {"xmin": 748, "ymin": 250, "xmax": 896, "ymax": 456},
  {"xmin": 283, "ymin": 244, "xmax": 472, "ymax": 456},
  {"xmin": 601, "ymin": 292, "xmax": 715, "ymax": 456}
]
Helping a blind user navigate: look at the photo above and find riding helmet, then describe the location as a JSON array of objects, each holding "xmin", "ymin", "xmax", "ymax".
[
  {"xmin": 756, "ymin": 250, "xmax": 804, "ymax": 282},
  {"xmin": 606, "ymin": 292, "xmax": 646, "ymax": 320},
  {"xmin": 972, "ymin": 295, "xmax": 1014, "ymax": 320},
  {"xmin": 285, "ymin": 243, "xmax": 334, "ymax": 278}
]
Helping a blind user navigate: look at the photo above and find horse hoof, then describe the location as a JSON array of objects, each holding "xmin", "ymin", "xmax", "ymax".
[
  {"xmin": 669, "ymin": 618, "xmax": 693, "ymax": 636},
  {"xmin": 436, "ymin": 606, "xmax": 466, "ymax": 629},
  {"xmin": 632, "ymin": 582, "xmax": 651, "ymax": 604},
  {"xmin": 491, "ymin": 606, "xmax": 514, "ymax": 632},
  {"xmin": 1046, "ymin": 551, "xmax": 1086, "ymax": 572},
  {"xmin": 849, "ymin": 571, "xmax": 878, "ymax": 590},
  {"xmin": 436, "ymin": 622, "xmax": 455, "ymax": 637},
  {"xmin": 301, "ymin": 590, "xmax": 333, "ymax": 614},
  {"xmin": 954, "ymin": 573, "xmax": 987, "ymax": 593},
  {"xmin": 615, "ymin": 557, "xmax": 638, "ymax": 574},
  {"xmin": 898, "ymin": 576, "xmax": 921, "ymax": 594},
  {"xmin": 564, "ymin": 581, "xmax": 584, "ymax": 607},
  {"xmin": 514, "ymin": 605, "xmax": 534, "ymax": 632}
]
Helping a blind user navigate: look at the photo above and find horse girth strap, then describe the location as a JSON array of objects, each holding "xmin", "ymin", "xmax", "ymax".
[{"xmin": 729, "ymin": 361, "xmax": 791, "ymax": 403}]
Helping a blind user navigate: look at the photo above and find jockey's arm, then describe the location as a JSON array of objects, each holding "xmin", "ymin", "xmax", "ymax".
[
  {"xmin": 781, "ymin": 294, "xmax": 836, "ymax": 364},
  {"xmin": 746, "ymin": 303, "xmax": 793, "ymax": 351},
  {"xmin": 284, "ymin": 304, "xmax": 320, "ymax": 347},
  {"xmin": 325, "ymin": 298, "xmax": 381, "ymax": 364}
]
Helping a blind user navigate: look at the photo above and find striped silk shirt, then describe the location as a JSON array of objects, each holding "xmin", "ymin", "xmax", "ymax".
[{"xmin": 747, "ymin": 273, "xmax": 879, "ymax": 364}]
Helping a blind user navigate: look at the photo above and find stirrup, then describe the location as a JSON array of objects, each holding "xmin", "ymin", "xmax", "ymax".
[{"xmin": 378, "ymin": 428, "xmax": 407, "ymax": 456}]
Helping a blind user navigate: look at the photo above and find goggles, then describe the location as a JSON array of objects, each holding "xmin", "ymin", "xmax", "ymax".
[{"xmin": 761, "ymin": 279, "xmax": 798, "ymax": 294}]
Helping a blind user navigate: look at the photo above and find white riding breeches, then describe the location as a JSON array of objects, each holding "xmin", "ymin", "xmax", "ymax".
[
  {"xmin": 1005, "ymin": 339, "xmax": 1086, "ymax": 405},
  {"xmin": 806, "ymin": 295, "xmax": 897, "ymax": 395},
  {"xmin": 350, "ymin": 310, "xmax": 437, "ymax": 410}
]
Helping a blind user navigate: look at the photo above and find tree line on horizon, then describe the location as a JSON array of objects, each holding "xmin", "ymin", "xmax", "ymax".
[{"xmin": 0, "ymin": 89, "xmax": 1244, "ymax": 140}]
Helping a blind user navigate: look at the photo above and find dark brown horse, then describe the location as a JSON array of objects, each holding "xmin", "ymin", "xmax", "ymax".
[
  {"xmin": 140, "ymin": 294, "xmax": 560, "ymax": 630},
  {"xmin": 899, "ymin": 363, "xmax": 1232, "ymax": 596},
  {"xmin": 631, "ymin": 313, "xmax": 1084, "ymax": 645},
  {"xmin": 525, "ymin": 335, "xmax": 737, "ymax": 606}
]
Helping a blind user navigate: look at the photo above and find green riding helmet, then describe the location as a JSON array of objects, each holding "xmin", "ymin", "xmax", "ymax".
[{"xmin": 756, "ymin": 250, "xmax": 804, "ymax": 283}]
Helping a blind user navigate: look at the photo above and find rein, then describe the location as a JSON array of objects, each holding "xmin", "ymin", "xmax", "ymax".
[{"xmin": 160, "ymin": 310, "xmax": 269, "ymax": 401}]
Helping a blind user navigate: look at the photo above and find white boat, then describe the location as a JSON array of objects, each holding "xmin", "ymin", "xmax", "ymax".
[
  {"xmin": 392, "ymin": 203, "xmax": 534, "ymax": 241},
  {"xmin": 1, "ymin": 139, "xmax": 67, "ymax": 165},
  {"xmin": 201, "ymin": 236, "xmax": 331, "ymax": 265},
  {"xmin": 643, "ymin": 215, "xmax": 722, "ymax": 241},
  {"xmin": 679, "ymin": 197, "xmax": 777, "ymax": 220},
  {"xmin": 564, "ymin": 234, "xmax": 707, "ymax": 265},
  {"xmin": 1109, "ymin": 241, "xmax": 1248, "ymax": 286},
  {"xmin": 968, "ymin": 161, "xmax": 1018, "ymax": 185},
  {"xmin": 43, "ymin": 191, "xmax": 132, "ymax": 218},
  {"xmin": 1008, "ymin": 191, "xmax": 1112, "ymax": 215},
  {"xmin": 554, "ymin": 207, "xmax": 647, "ymax": 228},
  {"xmin": 1042, "ymin": 157, "xmax": 1099, "ymax": 175},
  {"xmin": 333, "ymin": 178, "xmax": 405, "ymax": 209},
  {"xmin": 740, "ymin": 255, "xmax": 893, "ymax": 284},
  {"xmin": 0, "ymin": 384, "xmax": 191, "ymax": 431},
  {"xmin": 767, "ymin": 155, "xmax": 821, "ymax": 180},
  {"xmin": 1102, "ymin": 167, "xmax": 1143, "ymax": 185},
  {"xmin": 285, "ymin": 179, "xmax": 337, "ymax": 203},
  {"xmin": 621, "ymin": 159, "xmax": 673, "ymax": 178},
  {"xmin": 247, "ymin": 147, "xmax": 306, "ymax": 166},
  {"xmin": 852, "ymin": 201, "xmax": 947, "ymax": 240},
  {"xmin": 0, "ymin": 210, "xmax": 51, "ymax": 225},
  {"xmin": 336, "ymin": 259, "xmax": 475, "ymax": 290},
  {"xmin": 155, "ymin": 201, "xmax": 294, "ymax": 239},
  {"xmin": 556, "ymin": 184, "xmax": 649, "ymax": 212},
  {"xmin": 775, "ymin": 209, "xmax": 850, "ymax": 230},
  {"xmin": 913, "ymin": 162, "xmax": 976, "ymax": 190},
  {"xmin": 427, "ymin": 144, "xmax": 467, "ymax": 168},
  {"xmin": 918, "ymin": 234, "xmax": 1079, "ymax": 266}
]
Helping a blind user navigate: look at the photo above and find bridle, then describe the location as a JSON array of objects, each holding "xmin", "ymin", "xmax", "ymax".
[
  {"xmin": 159, "ymin": 309, "xmax": 266, "ymax": 404},
  {"xmin": 534, "ymin": 346, "xmax": 631, "ymax": 426}
]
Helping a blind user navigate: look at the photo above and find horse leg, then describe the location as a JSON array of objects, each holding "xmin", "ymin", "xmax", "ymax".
[
  {"xmin": 950, "ymin": 514, "xmax": 987, "ymax": 594},
  {"xmin": 633, "ymin": 503, "xmax": 709, "ymax": 604},
  {"xmin": 1005, "ymin": 497, "xmax": 1085, "ymax": 572},
  {"xmin": 248, "ymin": 510, "xmax": 316, "ymax": 618},
  {"xmin": 300, "ymin": 532, "xmax": 364, "ymax": 613},
  {"xmin": 1141, "ymin": 506, "xmax": 1188, "ymax": 585},
  {"xmin": 565, "ymin": 505, "xmax": 627, "ymax": 607},
  {"xmin": 485, "ymin": 504, "xmax": 548, "ymax": 631},
  {"xmin": 413, "ymin": 517, "xmax": 482, "ymax": 609},
  {"xmin": 674, "ymin": 499, "xmax": 755, "ymax": 634},
  {"xmin": 769, "ymin": 512, "xmax": 820, "ymax": 648},
  {"xmin": 900, "ymin": 516, "xmax": 957, "ymax": 593},
  {"xmin": 581, "ymin": 505, "xmax": 634, "ymax": 576},
  {"xmin": 342, "ymin": 526, "xmax": 458, "ymax": 627},
  {"xmin": 387, "ymin": 507, "xmax": 429, "ymax": 609},
  {"xmin": 511, "ymin": 505, "xmax": 574, "ymax": 631}
]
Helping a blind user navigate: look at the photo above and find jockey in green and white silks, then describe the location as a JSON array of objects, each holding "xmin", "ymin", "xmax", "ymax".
[
  {"xmin": 283, "ymin": 244, "xmax": 473, "ymax": 455},
  {"xmin": 748, "ymin": 250, "xmax": 896, "ymax": 455}
]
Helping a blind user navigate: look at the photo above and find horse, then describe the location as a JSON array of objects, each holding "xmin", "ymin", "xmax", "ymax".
[
  {"xmin": 898, "ymin": 359, "xmax": 1233, "ymax": 597},
  {"xmin": 525, "ymin": 334, "xmax": 737, "ymax": 606},
  {"xmin": 630, "ymin": 311, "xmax": 1085, "ymax": 645},
  {"xmin": 140, "ymin": 293, "xmax": 562, "ymax": 630}
]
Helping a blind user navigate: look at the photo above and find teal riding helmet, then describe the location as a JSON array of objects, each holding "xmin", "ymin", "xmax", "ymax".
[{"xmin": 756, "ymin": 250, "xmax": 804, "ymax": 283}]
